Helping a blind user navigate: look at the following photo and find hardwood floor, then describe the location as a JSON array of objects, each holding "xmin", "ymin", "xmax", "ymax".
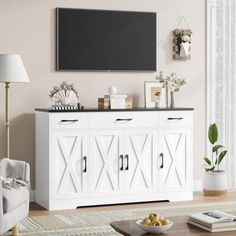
[{"xmin": 29, "ymin": 190, "xmax": 236, "ymax": 217}]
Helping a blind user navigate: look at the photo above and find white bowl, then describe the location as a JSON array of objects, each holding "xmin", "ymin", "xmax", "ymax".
[{"xmin": 136, "ymin": 220, "xmax": 173, "ymax": 234}]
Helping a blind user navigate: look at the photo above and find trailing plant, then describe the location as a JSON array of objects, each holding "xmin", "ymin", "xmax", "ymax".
[{"xmin": 204, "ymin": 123, "xmax": 227, "ymax": 172}]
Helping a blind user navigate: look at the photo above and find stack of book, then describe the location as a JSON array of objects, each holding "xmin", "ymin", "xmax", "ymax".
[
  {"xmin": 51, "ymin": 104, "xmax": 78, "ymax": 111},
  {"xmin": 188, "ymin": 210, "xmax": 236, "ymax": 232},
  {"xmin": 98, "ymin": 94, "xmax": 133, "ymax": 109}
]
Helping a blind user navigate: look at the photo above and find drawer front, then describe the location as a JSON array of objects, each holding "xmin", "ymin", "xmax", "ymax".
[
  {"xmin": 90, "ymin": 112, "xmax": 159, "ymax": 129},
  {"xmin": 159, "ymin": 111, "xmax": 193, "ymax": 127},
  {"xmin": 50, "ymin": 113, "xmax": 88, "ymax": 130}
]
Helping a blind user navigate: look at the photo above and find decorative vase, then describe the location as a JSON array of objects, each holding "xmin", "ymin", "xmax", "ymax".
[
  {"xmin": 108, "ymin": 86, "xmax": 117, "ymax": 95},
  {"xmin": 166, "ymin": 87, "xmax": 169, "ymax": 108},
  {"xmin": 170, "ymin": 91, "xmax": 175, "ymax": 108},
  {"xmin": 180, "ymin": 42, "xmax": 190, "ymax": 57},
  {"xmin": 203, "ymin": 171, "xmax": 228, "ymax": 196}
]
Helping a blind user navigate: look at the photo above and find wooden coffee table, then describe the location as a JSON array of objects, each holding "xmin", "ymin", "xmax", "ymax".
[{"xmin": 110, "ymin": 215, "xmax": 236, "ymax": 236}]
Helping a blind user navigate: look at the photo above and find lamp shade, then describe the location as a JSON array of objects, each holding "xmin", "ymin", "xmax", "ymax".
[{"xmin": 0, "ymin": 54, "xmax": 30, "ymax": 83}]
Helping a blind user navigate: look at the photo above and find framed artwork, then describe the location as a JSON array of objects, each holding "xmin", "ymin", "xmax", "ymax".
[{"xmin": 144, "ymin": 81, "xmax": 167, "ymax": 108}]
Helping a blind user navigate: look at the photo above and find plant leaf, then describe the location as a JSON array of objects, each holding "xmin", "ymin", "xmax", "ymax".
[
  {"xmin": 208, "ymin": 123, "xmax": 218, "ymax": 144},
  {"xmin": 218, "ymin": 150, "xmax": 227, "ymax": 165},
  {"xmin": 204, "ymin": 157, "xmax": 212, "ymax": 165},
  {"xmin": 212, "ymin": 145, "xmax": 224, "ymax": 153},
  {"xmin": 206, "ymin": 166, "xmax": 215, "ymax": 172}
]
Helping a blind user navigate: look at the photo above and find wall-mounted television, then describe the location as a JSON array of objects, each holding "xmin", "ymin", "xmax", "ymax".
[{"xmin": 56, "ymin": 8, "xmax": 156, "ymax": 71}]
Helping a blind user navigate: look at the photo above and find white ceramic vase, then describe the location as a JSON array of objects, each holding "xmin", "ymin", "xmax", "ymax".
[
  {"xmin": 180, "ymin": 42, "xmax": 190, "ymax": 57},
  {"xmin": 203, "ymin": 171, "xmax": 228, "ymax": 196},
  {"xmin": 108, "ymin": 86, "xmax": 117, "ymax": 95}
]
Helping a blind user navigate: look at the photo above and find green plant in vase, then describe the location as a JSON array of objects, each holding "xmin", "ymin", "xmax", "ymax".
[
  {"xmin": 204, "ymin": 123, "xmax": 227, "ymax": 172},
  {"xmin": 203, "ymin": 123, "xmax": 228, "ymax": 196}
]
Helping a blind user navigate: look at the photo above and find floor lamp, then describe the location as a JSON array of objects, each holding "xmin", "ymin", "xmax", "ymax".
[{"xmin": 0, "ymin": 54, "xmax": 30, "ymax": 159}]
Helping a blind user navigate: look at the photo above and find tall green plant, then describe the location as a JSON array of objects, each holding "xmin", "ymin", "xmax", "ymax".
[{"xmin": 204, "ymin": 123, "xmax": 227, "ymax": 172}]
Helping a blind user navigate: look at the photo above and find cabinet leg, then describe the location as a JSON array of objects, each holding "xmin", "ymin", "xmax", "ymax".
[{"xmin": 12, "ymin": 225, "xmax": 19, "ymax": 236}]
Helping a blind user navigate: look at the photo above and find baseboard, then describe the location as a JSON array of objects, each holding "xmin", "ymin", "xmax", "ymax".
[
  {"xmin": 193, "ymin": 180, "xmax": 203, "ymax": 191},
  {"xmin": 30, "ymin": 190, "xmax": 35, "ymax": 202}
]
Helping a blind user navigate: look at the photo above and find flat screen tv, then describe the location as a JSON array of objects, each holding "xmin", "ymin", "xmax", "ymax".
[{"xmin": 56, "ymin": 8, "xmax": 156, "ymax": 71}]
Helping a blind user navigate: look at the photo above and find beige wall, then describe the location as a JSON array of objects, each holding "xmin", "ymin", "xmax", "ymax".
[{"xmin": 0, "ymin": 0, "xmax": 206, "ymax": 189}]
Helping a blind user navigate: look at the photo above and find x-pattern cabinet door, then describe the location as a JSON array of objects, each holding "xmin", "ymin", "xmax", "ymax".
[
  {"xmin": 159, "ymin": 128, "xmax": 192, "ymax": 193},
  {"xmin": 124, "ymin": 130, "xmax": 155, "ymax": 194},
  {"xmin": 90, "ymin": 130, "xmax": 124, "ymax": 196},
  {"xmin": 51, "ymin": 131, "xmax": 88, "ymax": 199}
]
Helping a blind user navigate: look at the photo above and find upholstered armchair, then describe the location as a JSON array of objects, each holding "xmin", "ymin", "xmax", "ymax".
[{"xmin": 0, "ymin": 158, "xmax": 30, "ymax": 236}]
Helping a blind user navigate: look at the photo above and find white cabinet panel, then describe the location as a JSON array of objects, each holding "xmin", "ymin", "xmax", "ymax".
[
  {"xmin": 159, "ymin": 111, "xmax": 192, "ymax": 127},
  {"xmin": 90, "ymin": 112, "xmax": 158, "ymax": 129},
  {"xmin": 158, "ymin": 128, "xmax": 192, "ymax": 192},
  {"xmin": 50, "ymin": 113, "xmax": 88, "ymax": 130},
  {"xmin": 124, "ymin": 130, "xmax": 155, "ymax": 194},
  {"xmin": 51, "ymin": 131, "xmax": 88, "ymax": 199},
  {"xmin": 90, "ymin": 130, "xmax": 124, "ymax": 196}
]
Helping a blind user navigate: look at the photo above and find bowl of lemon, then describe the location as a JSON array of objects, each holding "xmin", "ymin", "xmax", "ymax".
[{"xmin": 136, "ymin": 213, "xmax": 173, "ymax": 234}]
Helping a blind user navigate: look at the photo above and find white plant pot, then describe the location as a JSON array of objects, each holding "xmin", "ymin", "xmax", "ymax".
[{"xmin": 203, "ymin": 171, "xmax": 228, "ymax": 196}]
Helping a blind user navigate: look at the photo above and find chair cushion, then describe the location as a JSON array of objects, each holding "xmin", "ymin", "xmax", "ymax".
[{"xmin": 2, "ymin": 186, "xmax": 29, "ymax": 214}]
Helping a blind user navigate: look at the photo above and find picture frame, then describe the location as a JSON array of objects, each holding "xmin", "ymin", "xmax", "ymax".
[{"xmin": 144, "ymin": 81, "xmax": 167, "ymax": 108}]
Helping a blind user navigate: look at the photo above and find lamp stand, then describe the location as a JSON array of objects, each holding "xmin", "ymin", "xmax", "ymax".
[{"xmin": 5, "ymin": 82, "xmax": 10, "ymax": 159}]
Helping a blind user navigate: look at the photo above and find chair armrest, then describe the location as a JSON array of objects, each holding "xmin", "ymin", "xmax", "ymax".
[
  {"xmin": 25, "ymin": 162, "xmax": 30, "ymax": 183},
  {"xmin": 0, "ymin": 179, "xmax": 3, "ymax": 220},
  {"xmin": 0, "ymin": 158, "xmax": 30, "ymax": 183}
]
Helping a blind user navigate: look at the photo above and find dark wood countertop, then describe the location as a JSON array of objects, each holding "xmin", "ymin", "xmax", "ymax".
[{"xmin": 35, "ymin": 107, "xmax": 194, "ymax": 112}]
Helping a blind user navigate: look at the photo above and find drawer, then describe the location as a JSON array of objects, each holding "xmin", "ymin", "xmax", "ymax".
[
  {"xmin": 90, "ymin": 112, "xmax": 159, "ymax": 129},
  {"xmin": 159, "ymin": 111, "xmax": 193, "ymax": 126},
  {"xmin": 50, "ymin": 113, "xmax": 88, "ymax": 130}
]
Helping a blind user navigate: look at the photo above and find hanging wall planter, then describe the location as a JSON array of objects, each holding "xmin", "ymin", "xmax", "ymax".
[{"xmin": 173, "ymin": 17, "xmax": 192, "ymax": 60}]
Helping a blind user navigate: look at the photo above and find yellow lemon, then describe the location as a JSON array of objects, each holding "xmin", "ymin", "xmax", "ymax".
[
  {"xmin": 161, "ymin": 218, "xmax": 171, "ymax": 225},
  {"xmin": 149, "ymin": 213, "xmax": 159, "ymax": 221},
  {"xmin": 142, "ymin": 218, "xmax": 151, "ymax": 226},
  {"xmin": 151, "ymin": 220, "xmax": 162, "ymax": 226}
]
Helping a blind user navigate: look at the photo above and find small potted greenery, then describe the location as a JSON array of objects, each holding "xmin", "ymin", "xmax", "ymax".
[{"xmin": 203, "ymin": 123, "xmax": 228, "ymax": 196}]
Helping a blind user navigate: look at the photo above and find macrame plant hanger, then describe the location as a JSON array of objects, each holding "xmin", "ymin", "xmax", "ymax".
[{"xmin": 173, "ymin": 16, "xmax": 192, "ymax": 60}]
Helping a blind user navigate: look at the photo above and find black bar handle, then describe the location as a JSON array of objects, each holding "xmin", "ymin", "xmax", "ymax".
[
  {"xmin": 125, "ymin": 154, "xmax": 129, "ymax": 170},
  {"xmin": 167, "ymin": 117, "xmax": 183, "ymax": 120},
  {"xmin": 120, "ymin": 155, "xmax": 124, "ymax": 171},
  {"xmin": 60, "ymin": 119, "xmax": 79, "ymax": 123},
  {"xmin": 83, "ymin": 156, "xmax": 87, "ymax": 173},
  {"xmin": 116, "ymin": 118, "xmax": 133, "ymax": 122},
  {"xmin": 160, "ymin": 153, "xmax": 164, "ymax": 169}
]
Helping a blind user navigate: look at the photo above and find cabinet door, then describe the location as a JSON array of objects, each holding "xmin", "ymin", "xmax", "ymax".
[
  {"xmin": 124, "ymin": 130, "xmax": 155, "ymax": 194},
  {"xmin": 51, "ymin": 131, "xmax": 88, "ymax": 199},
  {"xmin": 90, "ymin": 131, "xmax": 124, "ymax": 196},
  {"xmin": 159, "ymin": 128, "xmax": 192, "ymax": 192}
]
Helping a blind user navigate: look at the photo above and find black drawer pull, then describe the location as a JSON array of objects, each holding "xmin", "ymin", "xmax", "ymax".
[
  {"xmin": 125, "ymin": 154, "xmax": 129, "ymax": 170},
  {"xmin": 83, "ymin": 156, "xmax": 87, "ymax": 173},
  {"xmin": 120, "ymin": 155, "xmax": 124, "ymax": 171},
  {"xmin": 115, "ymin": 118, "xmax": 133, "ymax": 122},
  {"xmin": 160, "ymin": 153, "xmax": 164, "ymax": 169},
  {"xmin": 167, "ymin": 117, "xmax": 183, "ymax": 120},
  {"xmin": 60, "ymin": 119, "xmax": 79, "ymax": 123}
]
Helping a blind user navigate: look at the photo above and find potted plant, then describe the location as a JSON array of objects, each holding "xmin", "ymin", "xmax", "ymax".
[
  {"xmin": 203, "ymin": 123, "xmax": 228, "ymax": 196},
  {"xmin": 156, "ymin": 72, "xmax": 186, "ymax": 108}
]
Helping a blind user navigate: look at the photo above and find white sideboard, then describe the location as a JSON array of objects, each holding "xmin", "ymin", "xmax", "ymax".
[{"xmin": 35, "ymin": 108, "xmax": 193, "ymax": 210}]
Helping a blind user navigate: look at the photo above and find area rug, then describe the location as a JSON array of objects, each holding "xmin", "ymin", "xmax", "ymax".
[{"xmin": 4, "ymin": 201, "xmax": 236, "ymax": 236}]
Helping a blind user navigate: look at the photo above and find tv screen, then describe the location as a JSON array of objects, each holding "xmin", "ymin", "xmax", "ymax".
[{"xmin": 56, "ymin": 8, "xmax": 156, "ymax": 71}]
